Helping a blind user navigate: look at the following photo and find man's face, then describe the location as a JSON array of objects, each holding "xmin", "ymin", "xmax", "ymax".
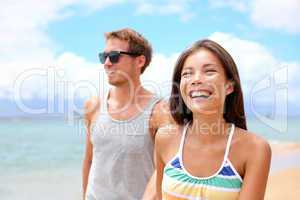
[{"xmin": 103, "ymin": 38, "xmax": 137, "ymax": 86}]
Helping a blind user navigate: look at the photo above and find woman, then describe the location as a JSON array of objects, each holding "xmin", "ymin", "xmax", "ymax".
[{"xmin": 155, "ymin": 39, "xmax": 271, "ymax": 200}]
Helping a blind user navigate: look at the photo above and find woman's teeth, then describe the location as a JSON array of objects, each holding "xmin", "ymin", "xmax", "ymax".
[{"xmin": 190, "ymin": 91, "xmax": 211, "ymax": 99}]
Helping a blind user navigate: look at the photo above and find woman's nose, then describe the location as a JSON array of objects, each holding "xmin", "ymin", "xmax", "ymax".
[{"xmin": 191, "ymin": 71, "xmax": 204, "ymax": 85}]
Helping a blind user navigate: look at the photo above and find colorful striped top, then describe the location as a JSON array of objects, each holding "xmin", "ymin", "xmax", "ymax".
[{"xmin": 162, "ymin": 123, "xmax": 243, "ymax": 200}]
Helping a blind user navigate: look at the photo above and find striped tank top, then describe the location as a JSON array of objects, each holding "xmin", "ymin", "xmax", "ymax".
[{"xmin": 162, "ymin": 123, "xmax": 243, "ymax": 200}]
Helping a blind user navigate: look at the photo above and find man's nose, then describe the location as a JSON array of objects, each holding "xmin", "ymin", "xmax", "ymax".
[{"xmin": 104, "ymin": 56, "xmax": 112, "ymax": 67}]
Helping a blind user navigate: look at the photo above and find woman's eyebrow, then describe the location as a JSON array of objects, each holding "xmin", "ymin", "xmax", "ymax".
[
  {"xmin": 203, "ymin": 63, "xmax": 218, "ymax": 68},
  {"xmin": 182, "ymin": 66, "xmax": 193, "ymax": 71}
]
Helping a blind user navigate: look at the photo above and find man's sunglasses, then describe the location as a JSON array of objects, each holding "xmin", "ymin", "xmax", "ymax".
[{"xmin": 98, "ymin": 51, "xmax": 140, "ymax": 64}]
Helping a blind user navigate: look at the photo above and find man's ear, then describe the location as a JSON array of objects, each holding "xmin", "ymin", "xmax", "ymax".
[
  {"xmin": 135, "ymin": 55, "xmax": 146, "ymax": 72},
  {"xmin": 225, "ymin": 81, "xmax": 234, "ymax": 95}
]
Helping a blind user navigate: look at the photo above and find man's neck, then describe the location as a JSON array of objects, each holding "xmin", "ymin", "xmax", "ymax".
[{"xmin": 109, "ymin": 80, "xmax": 149, "ymax": 108}]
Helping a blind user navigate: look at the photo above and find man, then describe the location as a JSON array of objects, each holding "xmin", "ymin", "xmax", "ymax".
[{"xmin": 82, "ymin": 28, "xmax": 172, "ymax": 200}]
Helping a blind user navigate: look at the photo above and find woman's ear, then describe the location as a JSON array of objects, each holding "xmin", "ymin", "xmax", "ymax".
[{"xmin": 225, "ymin": 81, "xmax": 234, "ymax": 95}]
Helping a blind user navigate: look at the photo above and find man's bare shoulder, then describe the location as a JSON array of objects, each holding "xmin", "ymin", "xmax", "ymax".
[
  {"xmin": 149, "ymin": 99, "xmax": 176, "ymax": 139},
  {"xmin": 152, "ymin": 99, "xmax": 169, "ymax": 113},
  {"xmin": 151, "ymin": 99, "xmax": 175, "ymax": 124},
  {"xmin": 84, "ymin": 96, "xmax": 100, "ymax": 121},
  {"xmin": 155, "ymin": 124, "xmax": 182, "ymax": 146}
]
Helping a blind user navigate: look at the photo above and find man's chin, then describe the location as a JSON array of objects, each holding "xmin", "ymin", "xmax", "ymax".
[{"xmin": 108, "ymin": 79, "xmax": 124, "ymax": 86}]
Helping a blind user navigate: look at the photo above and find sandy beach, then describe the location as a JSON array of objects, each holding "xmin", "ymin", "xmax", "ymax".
[
  {"xmin": 265, "ymin": 143, "xmax": 300, "ymax": 200},
  {"xmin": 266, "ymin": 168, "xmax": 300, "ymax": 200}
]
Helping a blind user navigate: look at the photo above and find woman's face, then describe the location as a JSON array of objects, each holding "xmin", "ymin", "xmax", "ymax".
[{"xmin": 179, "ymin": 48, "xmax": 233, "ymax": 115}]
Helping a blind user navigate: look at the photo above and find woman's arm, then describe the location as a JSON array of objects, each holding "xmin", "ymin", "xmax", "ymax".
[
  {"xmin": 239, "ymin": 136, "xmax": 272, "ymax": 200},
  {"xmin": 155, "ymin": 129, "xmax": 167, "ymax": 200}
]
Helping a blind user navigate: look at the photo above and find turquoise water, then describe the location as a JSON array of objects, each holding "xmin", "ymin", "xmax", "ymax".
[
  {"xmin": 0, "ymin": 118, "xmax": 85, "ymax": 200},
  {"xmin": 0, "ymin": 117, "xmax": 299, "ymax": 174},
  {"xmin": 247, "ymin": 117, "xmax": 300, "ymax": 142},
  {"xmin": 0, "ymin": 117, "xmax": 299, "ymax": 199},
  {"xmin": 0, "ymin": 118, "xmax": 86, "ymax": 174}
]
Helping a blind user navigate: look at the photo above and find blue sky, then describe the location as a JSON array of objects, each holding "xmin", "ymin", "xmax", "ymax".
[
  {"xmin": 47, "ymin": 0, "xmax": 300, "ymax": 61},
  {"xmin": 0, "ymin": 0, "xmax": 299, "ymax": 118}
]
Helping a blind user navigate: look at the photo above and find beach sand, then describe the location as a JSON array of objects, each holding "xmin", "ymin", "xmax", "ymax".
[
  {"xmin": 0, "ymin": 168, "xmax": 82, "ymax": 200},
  {"xmin": 265, "ymin": 168, "xmax": 300, "ymax": 200},
  {"xmin": 265, "ymin": 143, "xmax": 300, "ymax": 200}
]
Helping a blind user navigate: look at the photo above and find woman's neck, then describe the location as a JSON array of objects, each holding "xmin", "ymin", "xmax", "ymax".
[{"xmin": 189, "ymin": 113, "xmax": 230, "ymax": 144}]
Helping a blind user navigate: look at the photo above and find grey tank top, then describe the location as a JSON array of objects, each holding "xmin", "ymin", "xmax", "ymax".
[{"xmin": 86, "ymin": 92, "xmax": 161, "ymax": 200}]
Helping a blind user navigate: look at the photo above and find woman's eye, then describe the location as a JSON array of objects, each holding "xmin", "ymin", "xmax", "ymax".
[
  {"xmin": 206, "ymin": 69, "xmax": 216, "ymax": 74},
  {"xmin": 181, "ymin": 72, "xmax": 191, "ymax": 77}
]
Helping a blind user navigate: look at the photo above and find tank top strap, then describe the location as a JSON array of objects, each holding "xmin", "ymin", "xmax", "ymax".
[
  {"xmin": 99, "ymin": 90, "xmax": 109, "ymax": 114},
  {"xmin": 224, "ymin": 123, "xmax": 235, "ymax": 160},
  {"xmin": 143, "ymin": 95, "xmax": 162, "ymax": 115},
  {"xmin": 178, "ymin": 122, "xmax": 190, "ymax": 156}
]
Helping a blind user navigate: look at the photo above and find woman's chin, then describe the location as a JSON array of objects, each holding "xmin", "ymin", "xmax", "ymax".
[{"xmin": 189, "ymin": 105, "xmax": 219, "ymax": 116}]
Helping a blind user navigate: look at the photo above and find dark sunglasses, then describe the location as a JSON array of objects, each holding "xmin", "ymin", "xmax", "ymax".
[{"xmin": 98, "ymin": 51, "xmax": 140, "ymax": 64}]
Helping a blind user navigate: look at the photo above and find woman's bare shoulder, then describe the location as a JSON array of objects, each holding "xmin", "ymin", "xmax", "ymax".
[
  {"xmin": 235, "ymin": 128, "xmax": 269, "ymax": 146},
  {"xmin": 234, "ymin": 127, "xmax": 271, "ymax": 158}
]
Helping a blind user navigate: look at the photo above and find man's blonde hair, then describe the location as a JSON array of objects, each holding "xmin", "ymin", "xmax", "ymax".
[{"xmin": 105, "ymin": 28, "xmax": 152, "ymax": 74}]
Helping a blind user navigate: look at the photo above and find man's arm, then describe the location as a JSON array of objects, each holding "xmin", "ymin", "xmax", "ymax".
[
  {"xmin": 141, "ymin": 170, "xmax": 157, "ymax": 200},
  {"xmin": 82, "ymin": 97, "xmax": 99, "ymax": 200},
  {"xmin": 82, "ymin": 131, "xmax": 93, "ymax": 199}
]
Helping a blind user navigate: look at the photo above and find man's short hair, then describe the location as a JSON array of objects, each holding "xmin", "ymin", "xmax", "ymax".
[{"xmin": 105, "ymin": 28, "xmax": 152, "ymax": 74}]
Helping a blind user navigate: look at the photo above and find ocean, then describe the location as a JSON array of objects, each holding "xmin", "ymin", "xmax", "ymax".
[
  {"xmin": 0, "ymin": 117, "xmax": 299, "ymax": 199},
  {"xmin": 0, "ymin": 118, "xmax": 85, "ymax": 200}
]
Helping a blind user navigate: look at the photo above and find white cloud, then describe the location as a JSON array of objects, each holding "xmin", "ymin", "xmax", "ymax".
[
  {"xmin": 208, "ymin": 0, "xmax": 248, "ymax": 12},
  {"xmin": 209, "ymin": 32, "xmax": 300, "ymax": 105},
  {"xmin": 208, "ymin": 0, "xmax": 300, "ymax": 34},
  {"xmin": 10, "ymin": 52, "xmax": 177, "ymax": 102},
  {"xmin": 142, "ymin": 53, "xmax": 179, "ymax": 98},
  {"xmin": 53, "ymin": 52, "xmax": 107, "ymax": 99},
  {"xmin": 80, "ymin": 0, "xmax": 127, "ymax": 12},
  {"xmin": 209, "ymin": 32, "xmax": 277, "ymax": 82},
  {"xmin": 250, "ymin": 0, "xmax": 300, "ymax": 34},
  {"xmin": 135, "ymin": 0, "xmax": 196, "ymax": 22},
  {"xmin": 0, "ymin": 0, "xmax": 77, "ymax": 61},
  {"xmin": 0, "ymin": 0, "xmax": 127, "ymax": 100},
  {"xmin": 0, "ymin": 0, "xmax": 129, "ymax": 64}
]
